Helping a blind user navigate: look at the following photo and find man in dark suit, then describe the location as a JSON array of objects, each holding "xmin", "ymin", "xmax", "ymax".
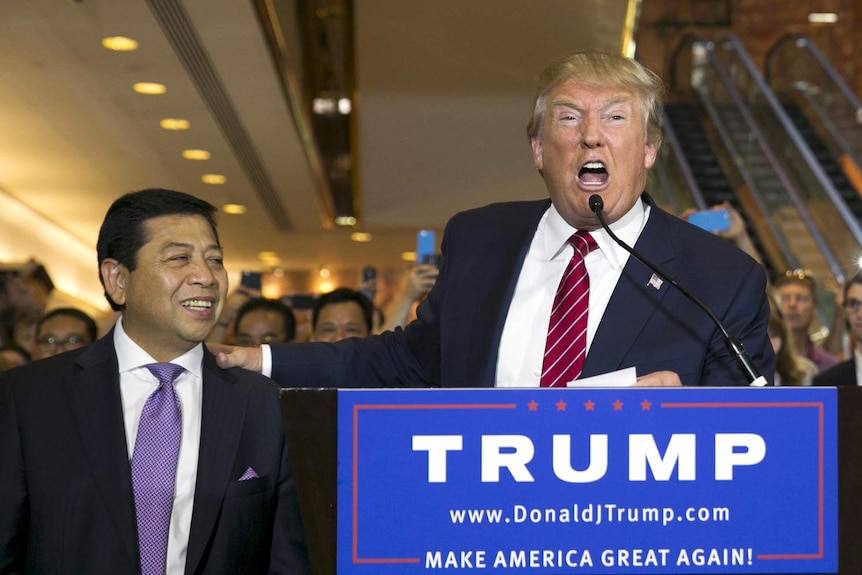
[
  {"xmin": 814, "ymin": 271, "xmax": 862, "ymax": 387},
  {"xmin": 215, "ymin": 50, "xmax": 773, "ymax": 388},
  {"xmin": 0, "ymin": 189, "xmax": 309, "ymax": 574}
]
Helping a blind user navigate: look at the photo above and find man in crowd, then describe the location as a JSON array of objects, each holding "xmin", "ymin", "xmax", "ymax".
[
  {"xmin": 814, "ymin": 271, "xmax": 862, "ymax": 386},
  {"xmin": 33, "ymin": 307, "xmax": 98, "ymax": 360},
  {"xmin": 309, "ymin": 287, "xmax": 373, "ymax": 343},
  {"xmin": 216, "ymin": 50, "xmax": 774, "ymax": 389},
  {"xmin": 233, "ymin": 297, "xmax": 297, "ymax": 347},
  {"xmin": 0, "ymin": 188, "xmax": 309, "ymax": 574}
]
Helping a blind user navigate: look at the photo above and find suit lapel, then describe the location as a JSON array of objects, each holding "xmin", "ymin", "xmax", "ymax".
[
  {"xmin": 185, "ymin": 352, "xmax": 247, "ymax": 574},
  {"xmin": 583, "ymin": 204, "xmax": 676, "ymax": 377},
  {"xmin": 67, "ymin": 335, "xmax": 140, "ymax": 564},
  {"xmin": 471, "ymin": 200, "xmax": 551, "ymax": 386}
]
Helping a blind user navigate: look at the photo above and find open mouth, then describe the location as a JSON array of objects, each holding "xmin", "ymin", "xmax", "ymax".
[
  {"xmin": 181, "ymin": 299, "xmax": 213, "ymax": 312},
  {"xmin": 578, "ymin": 161, "xmax": 609, "ymax": 187}
]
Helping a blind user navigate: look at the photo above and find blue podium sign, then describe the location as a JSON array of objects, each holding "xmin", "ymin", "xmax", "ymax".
[{"xmin": 336, "ymin": 387, "xmax": 837, "ymax": 574}]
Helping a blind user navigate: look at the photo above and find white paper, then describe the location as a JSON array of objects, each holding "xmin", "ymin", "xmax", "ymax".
[{"xmin": 567, "ymin": 366, "xmax": 637, "ymax": 388}]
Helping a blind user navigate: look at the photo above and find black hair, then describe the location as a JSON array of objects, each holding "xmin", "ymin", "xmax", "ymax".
[
  {"xmin": 96, "ymin": 188, "xmax": 219, "ymax": 311},
  {"xmin": 312, "ymin": 287, "xmax": 373, "ymax": 333},
  {"xmin": 233, "ymin": 297, "xmax": 297, "ymax": 342},
  {"xmin": 36, "ymin": 307, "xmax": 98, "ymax": 343}
]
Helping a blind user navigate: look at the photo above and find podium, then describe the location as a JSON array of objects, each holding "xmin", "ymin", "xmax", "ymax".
[{"xmin": 280, "ymin": 387, "xmax": 862, "ymax": 575}]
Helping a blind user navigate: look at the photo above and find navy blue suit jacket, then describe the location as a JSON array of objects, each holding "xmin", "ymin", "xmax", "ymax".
[
  {"xmin": 0, "ymin": 332, "xmax": 309, "ymax": 574},
  {"xmin": 272, "ymin": 197, "xmax": 774, "ymax": 388}
]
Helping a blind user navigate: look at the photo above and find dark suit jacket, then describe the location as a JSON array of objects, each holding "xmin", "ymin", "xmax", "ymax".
[
  {"xmin": 813, "ymin": 358, "xmax": 857, "ymax": 387},
  {"xmin": 0, "ymin": 333, "xmax": 309, "ymax": 574},
  {"xmin": 271, "ymin": 197, "xmax": 774, "ymax": 388}
]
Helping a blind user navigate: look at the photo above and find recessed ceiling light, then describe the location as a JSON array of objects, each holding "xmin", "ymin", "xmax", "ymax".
[
  {"xmin": 808, "ymin": 12, "xmax": 838, "ymax": 24},
  {"xmin": 160, "ymin": 118, "xmax": 190, "ymax": 130},
  {"xmin": 182, "ymin": 149, "xmax": 211, "ymax": 160},
  {"xmin": 202, "ymin": 174, "xmax": 227, "ymax": 185},
  {"xmin": 334, "ymin": 216, "xmax": 357, "ymax": 226},
  {"xmin": 221, "ymin": 203, "xmax": 246, "ymax": 214},
  {"xmin": 101, "ymin": 36, "xmax": 139, "ymax": 51},
  {"xmin": 133, "ymin": 82, "xmax": 166, "ymax": 95},
  {"xmin": 351, "ymin": 232, "xmax": 372, "ymax": 242}
]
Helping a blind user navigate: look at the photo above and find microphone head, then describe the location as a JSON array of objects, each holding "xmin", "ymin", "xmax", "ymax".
[{"xmin": 588, "ymin": 194, "xmax": 604, "ymax": 213}]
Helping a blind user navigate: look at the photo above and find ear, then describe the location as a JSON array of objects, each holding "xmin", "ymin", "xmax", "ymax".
[
  {"xmin": 531, "ymin": 137, "xmax": 544, "ymax": 173},
  {"xmin": 644, "ymin": 142, "xmax": 657, "ymax": 170},
  {"xmin": 100, "ymin": 258, "xmax": 128, "ymax": 307}
]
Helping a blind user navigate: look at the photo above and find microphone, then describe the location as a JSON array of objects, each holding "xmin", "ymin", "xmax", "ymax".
[{"xmin": 588, "ymin": 194, "xmax": 767, "ymax": 387}]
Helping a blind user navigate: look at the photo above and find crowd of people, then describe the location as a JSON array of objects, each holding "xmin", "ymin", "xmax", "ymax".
[{"xmin": 0, "ymin": 49, "xmax": 858, "ymax": 575}]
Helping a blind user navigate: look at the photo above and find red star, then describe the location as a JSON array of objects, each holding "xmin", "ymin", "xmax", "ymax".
[
  {"xmin": 556, "ymin": 399, "xmax": 567, "ymax": 411},
  {"xmin": 528, "ymin": 400, "xmax": 539, "ymax": 411},
  {"xmin": 612, "ymin": 399, "xmax": 623, "ymax": 411},
  {"xmin": 640, "ymin": 399, "xmax": 652, "ymax": 411},
  {"xmin": 584, "ymin": 400, "xmax": 595, "ymax": 411}
]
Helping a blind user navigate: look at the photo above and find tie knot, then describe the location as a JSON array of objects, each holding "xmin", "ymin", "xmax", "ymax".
[
  {"xmin": 568, "ymin": 230, "xmax": 597, "ymax": 258},
  {"xmin": 145, "ymin": 362, "xmax": 185, "ymax": 386}
]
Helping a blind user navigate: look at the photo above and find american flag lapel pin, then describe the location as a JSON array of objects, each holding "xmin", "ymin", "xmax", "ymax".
[{"xmin": 647, "ymin": 273, "xmax": 663, "ymax": 291}]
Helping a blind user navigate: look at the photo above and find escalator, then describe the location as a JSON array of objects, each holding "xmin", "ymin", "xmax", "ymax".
[
  {"xmin": 659, "ymin": 33, "xmax": 862, "ymax": 323},
  {"xmin": 765, "ymin": 34, "xmax": 862, "ymax": 223}
]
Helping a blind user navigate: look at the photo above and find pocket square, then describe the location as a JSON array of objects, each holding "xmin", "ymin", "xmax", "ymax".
[{"xmin": 238, "ymin": 467, "xmax": 259, "ymax": 481}]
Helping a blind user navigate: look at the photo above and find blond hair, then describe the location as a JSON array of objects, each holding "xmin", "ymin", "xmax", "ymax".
[{"xmin": 527, "ymin": 50, "xmax": 664, "ymax": 148}]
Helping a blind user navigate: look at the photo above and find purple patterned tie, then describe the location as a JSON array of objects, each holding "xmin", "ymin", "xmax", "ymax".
[
  {"xmin": 131, "ymin": 363, "xmax": 184, "ymax": 575},
  {"xmin": 541, "ymin": 231, "xmax": 598, "ymax": 387}
]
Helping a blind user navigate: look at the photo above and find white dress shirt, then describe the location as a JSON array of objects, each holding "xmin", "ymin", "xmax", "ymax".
[
  {"xmin": 496, "ymin": 200, "xmax": 649, "ymax": 387},
  {"xmin": 115, "ymin": 317, "xmax": 204, "ymax": 575}
]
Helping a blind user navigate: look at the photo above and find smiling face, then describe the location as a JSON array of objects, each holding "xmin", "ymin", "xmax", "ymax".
[
  {"xmin": 531, "ymin": 79, "xmax": 657, "ymax": 230},
  {"xmin": 100, "ymin": 214, "xmax": 227, "ymax": 361}
]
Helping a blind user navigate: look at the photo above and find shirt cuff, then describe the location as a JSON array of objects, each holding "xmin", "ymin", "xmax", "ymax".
[{"xmin": 261, "ymin": 344, "xmax": 273, "ymax": 378}]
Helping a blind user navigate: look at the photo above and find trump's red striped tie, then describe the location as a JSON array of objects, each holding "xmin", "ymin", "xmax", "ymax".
[{"xmin": 540, "ymin": 231, "xmax": 597, "ymax": 387}]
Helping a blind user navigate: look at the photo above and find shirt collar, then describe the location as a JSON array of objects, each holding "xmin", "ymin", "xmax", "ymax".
[
  {"xmin": 114, "ymin": 316, "xmax": 204, "ymax": 379},
  {"xmin": 542, "ymin": 197, "xmax": 649, "ymax": 269}
]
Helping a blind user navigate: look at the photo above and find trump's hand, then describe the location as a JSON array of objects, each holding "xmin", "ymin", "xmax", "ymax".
[
  {"xmin": 634, "ymin": 370, "xmax": 682, "ymax": 387},
  {"xmin": 208, "ymin": 342, "xmax": 263, "ymax": 373}
]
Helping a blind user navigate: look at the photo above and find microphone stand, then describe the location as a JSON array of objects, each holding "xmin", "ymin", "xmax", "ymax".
[{"xmin": 588, "ymin": 195, "xmax": 767, "ymax": 387}]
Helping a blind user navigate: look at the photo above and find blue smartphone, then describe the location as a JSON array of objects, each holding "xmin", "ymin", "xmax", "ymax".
[
  {"xmin": 687, "ymin": 208, "xmax": 730, "ymax": 233},
  {"xmin": 416, "ymin": 230, "xmax": 436, "ymax": 265}
]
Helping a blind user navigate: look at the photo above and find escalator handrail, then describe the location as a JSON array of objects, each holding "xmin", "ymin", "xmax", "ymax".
[
  {"xmin": 716, "ymin": 32, "xmax": 860, "ymax": 280},
  {"xmin": 764, "ymin": 33, "xmax": 862, "ymax": 114},
  {"xmin": 659, "ymin": 107, "xmax": 707, "ymax": 211}
]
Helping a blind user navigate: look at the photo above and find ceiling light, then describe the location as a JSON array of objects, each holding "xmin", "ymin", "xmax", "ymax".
[
  {"xmin": 312, "ymin": 97, "xmax": 337, "ymax": 115},
  {"xmin": 808, "ymin": 13, "xmax": 838, "ymax": 24},
  {"xmin": 259, "ymin": 251, "xmax": 281, "ymax": 265},
  {"xmin": 402, "ymin": 251, "xmax": 418, "ymax": 262},
  {"xmin": 182, "ymin": 149, "xmax": 211, "ymax": 160},
  {"xmin": 101, "ymin": 36, "xmax": 139, "ymax": 51},
  {"xmin": 202, "ymin": 174, "xmax": 227, "ymax": 185},
  {"xmin": 334, "ymin": 216, "xmax": 356, "ymax": 226},
  {"xmin": 319, "ymin": 267, "xmax": 331, "ymax": 279},
  {"xmin": 351, "ymin": 232, "xmax": 372, "ymax": 242},
  {"xmin": 160, "ymin": 118, "xmax": 190, "ymax": 130},
  {"xmin": 221, "ymin": 203, "xmax": 246, "ymax": 214},
  {"xmin": 133, "ymin": 82, "xmax": 167, "ymax": 95}
]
